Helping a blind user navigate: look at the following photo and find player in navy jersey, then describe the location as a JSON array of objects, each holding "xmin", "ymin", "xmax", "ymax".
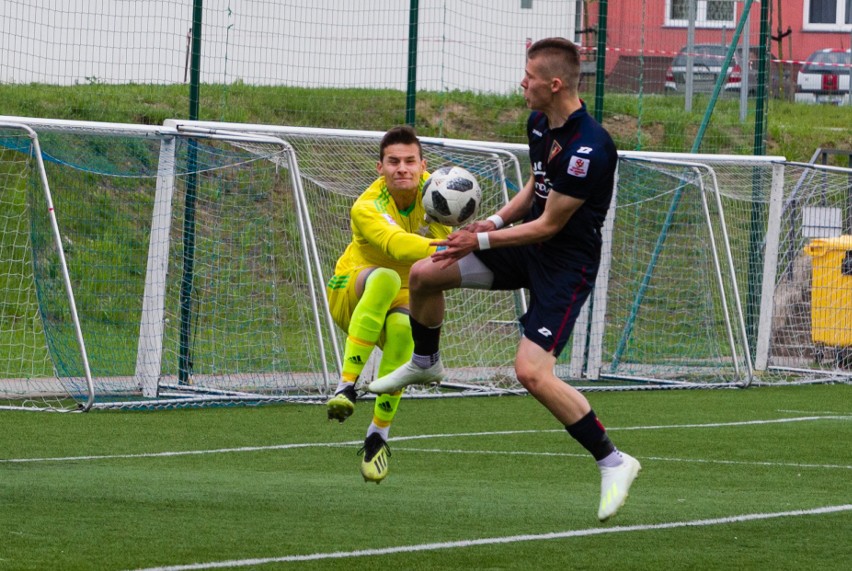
[{"xmin": 369, "ymin": 37, "xmax": 641, "ymax": 522}]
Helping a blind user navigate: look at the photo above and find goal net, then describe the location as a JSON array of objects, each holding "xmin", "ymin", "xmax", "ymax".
[
  {"xmin": 167, "ymin": 122, "xmax": 536, "ymax": 395},
  {"xmin": 3, "ymin": 117, "xmax": 846, "ymax": 412},
  {"xmin": 0, "ymin": 122, "xmax": 93, "ymax": 411},
  {"xmin": 0, "ymin": 118, "xmax": 338, "ymax": 410},
  {"xmin": 588, "ymin": 154, "xmax": 852, "ymax": 388},
  {"xmin": 170, "ymin": 123, "xmax": 785, "ymax": 391},
  {"xmin": 586, "ymin": 154, "xmax": 770, "ymax": 388},
  {"xmin": 760, "ymin": 161, "xmax": 852, "ymax": 382}
]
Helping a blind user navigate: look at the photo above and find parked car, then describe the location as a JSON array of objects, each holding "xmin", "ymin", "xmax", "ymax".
[
  {"xmin": 665, "ymin": 44, "xmax": 775, "ymax": 95},
  {"xmin": 795, "ymin": 48, "xmax": 852, "ymax": 105}
]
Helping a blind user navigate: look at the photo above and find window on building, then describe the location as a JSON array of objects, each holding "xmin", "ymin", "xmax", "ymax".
[
  {"xmin": 666, "ymin": 0, "xmax": 735, "ymax": 28},
  {"xmin": 804, "ymin": 0, "xmax": 851, "ymax": 28}
]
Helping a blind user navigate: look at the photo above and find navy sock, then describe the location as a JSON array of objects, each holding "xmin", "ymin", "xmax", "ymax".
[
  {"xmin": 410, "ymin": 316, "xmax": 441, "ymax": 357},
  {"xmin": 566, "ymin": 410, "xmax": 616, "ymax": 461}
]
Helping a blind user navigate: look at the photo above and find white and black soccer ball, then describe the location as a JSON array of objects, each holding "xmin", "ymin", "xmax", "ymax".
[{"xmin": 422, "ymin": 166, "xmax": 482, "ymax": 227}]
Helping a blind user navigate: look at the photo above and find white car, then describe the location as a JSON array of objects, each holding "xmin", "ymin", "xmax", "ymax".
[{"xmin": 795, "ymin": 48, "xmax": 852, "ymax": 104}]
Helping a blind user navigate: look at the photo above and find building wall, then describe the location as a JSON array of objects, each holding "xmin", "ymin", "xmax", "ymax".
[
  {"xmin": 0, "ymin": 0, "xmax": 577, "ymax": 94},
  {"xmin": 588, "ymin": 1, "xmax": 851, "ymax": 75}
]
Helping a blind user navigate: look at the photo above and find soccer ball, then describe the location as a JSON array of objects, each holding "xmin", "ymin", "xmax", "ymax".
[{"xmin": 422, "ymin": 166, "xmax": 482, "ymax": 227}]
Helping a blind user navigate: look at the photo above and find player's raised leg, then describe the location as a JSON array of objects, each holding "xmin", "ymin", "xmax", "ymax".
[
  {"xmin": 328, "ymin": 268, "xmax": 401, "ymax": 421},
  {"xmin": 367, "ymin": 257, "xmax": 459, "ymax": 394},
  {"xmin": 359, "ymin": 311, "xmax": 411, "ymax": 483}
]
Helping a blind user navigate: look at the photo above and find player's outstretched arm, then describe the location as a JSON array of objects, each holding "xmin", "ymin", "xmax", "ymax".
[
  {"xmin": 432, "ymin": 188, "xmax": 583, "ymax": 268},
  {"xmin": 352, "ymin": 201, "xmax": 442, "ymax": 263},
  {"xmin": 463, "ymin": 173, "xmax": 535, "ymax": 234}
]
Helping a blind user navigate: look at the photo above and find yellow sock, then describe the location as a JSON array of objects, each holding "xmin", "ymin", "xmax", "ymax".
[{"xmin": 372, "ymin": 311, "xmax": 413, "ymax": 425}]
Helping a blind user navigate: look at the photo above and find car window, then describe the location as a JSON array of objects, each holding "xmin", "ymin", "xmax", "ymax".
[
  {"xmin": 802, "ymin": 51, "xmax": 852, "ymax": 73},
  {"xmin": 673, "ymin": 46, "xmax": 736, "ymax": 68}
]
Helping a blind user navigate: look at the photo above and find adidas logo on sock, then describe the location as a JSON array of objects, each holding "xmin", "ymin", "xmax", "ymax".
[
  {"xmin": 379, "ymin": 400, "xmax": 393, "ymax": 412},
  {"xmin": 348, "ymin": 355, "xmax": 364, "ymax": 364}
]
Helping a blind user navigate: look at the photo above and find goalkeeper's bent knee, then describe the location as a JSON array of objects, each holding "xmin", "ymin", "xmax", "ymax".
[{"xmin": 348, "ymin": 268, "xmax": 402, "ymax": 350}]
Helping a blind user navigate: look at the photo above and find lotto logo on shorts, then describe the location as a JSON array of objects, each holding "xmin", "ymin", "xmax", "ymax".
[{"xmin": 567, "ymin": 156, "xmax": 590, "ymax": 178}]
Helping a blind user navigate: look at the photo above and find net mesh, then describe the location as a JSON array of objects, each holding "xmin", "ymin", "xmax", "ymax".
[
  {"xmin": 2, "ymin": 126, "xmax": 336, "ymax": 409},
  {"xmin": 766, "ymin": 163, "xmax": 852, "ymax": 380},
  {"xmin": 0, "ymin": 129, "xmax": 62, "ymax": 408},
  {"xmin": 3, "ymin": 121, "xmax": 850, "ymax": 411},
  {"xmin": 593, "ymin": 156, "xmax": 759, "ymax": 386}
]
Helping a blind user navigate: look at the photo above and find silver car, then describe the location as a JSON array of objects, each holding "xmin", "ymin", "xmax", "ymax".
[{"xmin": 665, "ymin": 44, "xmax": 764, "ymax": 95}]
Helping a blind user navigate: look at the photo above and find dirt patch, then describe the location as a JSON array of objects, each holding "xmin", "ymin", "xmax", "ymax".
[
  {"xmin": 603, "ymin": 114, "xmax": 666, "ymax": 150},
  {"xmin": 416, "ymin": 100, "xmax": 477, "ymax": 138}
]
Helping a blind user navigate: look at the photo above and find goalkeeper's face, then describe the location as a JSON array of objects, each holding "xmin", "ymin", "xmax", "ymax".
[{"xmin": 377, "ymin": 143, "xmax": 426, "ymax": 195}]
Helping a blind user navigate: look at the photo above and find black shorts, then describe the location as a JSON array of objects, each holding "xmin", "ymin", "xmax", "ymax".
[{"xmin": 474, "ymin": 245, "xmax": 597, "ymax": 358}]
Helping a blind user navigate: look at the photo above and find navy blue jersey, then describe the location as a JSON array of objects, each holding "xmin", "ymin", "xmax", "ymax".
[{"xmin": 526, "ymin": 103, "xmax": 617, "ymax": 265}]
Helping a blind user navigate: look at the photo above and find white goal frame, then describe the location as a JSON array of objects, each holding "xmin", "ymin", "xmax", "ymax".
[
  {"xmin": 165, "ymin": 120, "xmax": 535, "ymax": 395},
  {"xmin": 167, "ymin": 122, "xmax": 793, "ymax": 391},
  {"xmin": 0, "ymin": 121, "xmax": 95, "ymax": 411},
  {"xmin": 6, "ymin": 115, "xmax": 847, "ymax": 412},
  {"xmin": 0, "ymin": 115, "xmax": 339, "ymax": 410}
]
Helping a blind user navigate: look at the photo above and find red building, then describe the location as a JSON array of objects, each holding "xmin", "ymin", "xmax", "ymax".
[{"xmin": 584, "ymin": 0, "xmax": 851, "ymax": 94}]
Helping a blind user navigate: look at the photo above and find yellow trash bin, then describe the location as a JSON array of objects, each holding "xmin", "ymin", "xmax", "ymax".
[{"xmin": 804, "ymin": 235, "xmax": 852, "ymax": 346}]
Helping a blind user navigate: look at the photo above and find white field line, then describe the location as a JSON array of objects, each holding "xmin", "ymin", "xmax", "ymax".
[
  {"xmin": 393, "ymin": 447, "xmax": 852, "ymax": 470},
  {"xmin": 1, "ymin": 415, "xmax": 849, "ymax": 464},
  {"xmin": 777, "ymin": 409, "xmax": 850, "ymax": 415},
  {"xmin": 125, "ymin": 505, "xmax": 852, "ymax": 571}
]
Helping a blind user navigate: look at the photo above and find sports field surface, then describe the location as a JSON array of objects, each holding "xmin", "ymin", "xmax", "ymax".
[{"xmin": 1, "ymin": 384, "xmax": 850, "ymax": 570}]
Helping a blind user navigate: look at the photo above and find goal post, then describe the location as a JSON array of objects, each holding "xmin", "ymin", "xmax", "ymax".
[
  {"xmin": 587, "ymin": 154, "xmax": 764, "ymax": 387},
  {"xmin": 0, "ymin": 116, "xmax": 341, "ymax": 410},
  {"xmin": 134, "ymin": 129, "xmax": 340, "ymax": 401},
  {"xmin": 760, "ymin": 161, "xmax": 852, "ymax": 381},
  {"xmin": 0, "ymin": 121, "xmax": 94, "ymax": 411}
]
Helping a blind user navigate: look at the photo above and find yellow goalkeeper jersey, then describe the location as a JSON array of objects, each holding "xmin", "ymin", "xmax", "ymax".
[{"xmin": 331, "ymin": 174, "xmax": 451, "ymax": 285}]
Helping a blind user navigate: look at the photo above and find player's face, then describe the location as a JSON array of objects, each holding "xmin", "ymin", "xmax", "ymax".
[
  {"xmin": 378, "ymin": 143, "xmax": 425, "ymax": 193},
  {"xmin": 521, "ymin": 56, "xmax": 555, "ymax": 111}
]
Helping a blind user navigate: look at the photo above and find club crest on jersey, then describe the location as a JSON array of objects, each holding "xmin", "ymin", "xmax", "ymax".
[
  {"xmin": 548, "ymin": 141, "xmax": 562, "ymax": 163},
  {"xmin": 567, "ymin": 156, "xmax": 590, "ymax": 178}
]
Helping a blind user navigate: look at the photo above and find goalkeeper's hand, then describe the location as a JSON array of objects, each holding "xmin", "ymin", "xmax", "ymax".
[{"xmin": 430, "ymin": 230, "xmax": 478, "ymax": 269}]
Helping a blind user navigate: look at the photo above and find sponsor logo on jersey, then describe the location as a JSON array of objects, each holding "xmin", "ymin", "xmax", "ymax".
[
  {"xmin": 548, "ymin": 141, "xmax": 563, "ymax": 163},
  {"xmin": 567, "ymin": 156, "xmax": 590, "ymax": 178},
  {"xmin": 537, "ymin": 327, "xmax": 553, "ymax": 337},
  {"xmin": 534, "ymin": 178, "xmax": 550, "ymax": 199},
  {"xmin": 382, "ymin": 213, "xmax": 397, "ymax": 225},
  {"xmin": 532, "ymin": 128, "xmax": 543, "ymax": 137},
  {"xmin": 576, "ymin": 146, "xmax": 594, "ymax": 155}
]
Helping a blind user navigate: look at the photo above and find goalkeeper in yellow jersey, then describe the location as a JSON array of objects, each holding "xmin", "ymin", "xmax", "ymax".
[{"xmin": 325, "ymin": 125, "xmax": 450, "ymax": 483}]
